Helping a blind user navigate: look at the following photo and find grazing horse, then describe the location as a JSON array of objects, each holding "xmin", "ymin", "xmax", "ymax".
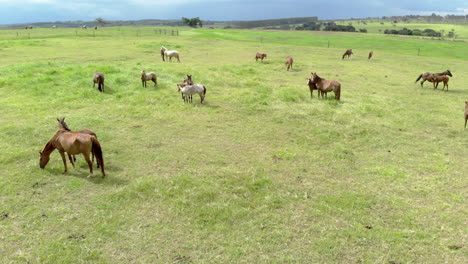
[
  {"xmin": 255, "ymin": 53, "xmax": 267, "ymax": 62},
  {"xmin": 160, "ymin": 46, "xmax": 180, "ymax": 62},
  {"xmin": 465, "ymin": 101, "xmax": 468, "ymax": 129},
  {"xmin": 285, "ymin": 56, "xmax": 293, "ymax": 71},
  {"xmin": 39, "ymin": 129, "xmax": 105, "ymax": 178},
  {"xmin": 57, "ymin": 117, "xmax": 99, "ymax": 169},
  {"xmin": 368, "ymin": 51, "xmax": 373, "ymax": 60},
  {"xmin": 177, "ymin": 84, "xmax": 206, "ymax": 104},
  {"xmin": 415, "ymin": 70, "xmax": 452, "ymax": 87},
  {"xmin": 311, "ymin": 72, "xmax": 341, "ymax": 100},
  {"xmin": 141, "ymin": 70, "xmax": 157, "ymax": 87},
  {"xmin": 93, "ymin": 72, "xmax": 105, "ymax": 92},
  {"xmin": 342, "ymin": 49, "xmax": 353, "ymax": 59},
  {"xmin": 431, "ymin": 75, "xmax": 450, "ymax": 91}
]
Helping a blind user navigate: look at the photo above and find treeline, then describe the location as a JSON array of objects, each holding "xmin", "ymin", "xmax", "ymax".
[
  {"xmin": 295, "ymin": 22, "xmax": 367, "ymax": 33},
  {"xmin": 234, "ymin": 17, "xmax": 318, "ymax": 29},
  {"xmin": 383, "ymin": 28, "xmax": 456, "ymax": 38},
  {"xmin": 351, "ymin": 14, "xmax": 468, "ymax": 25}
]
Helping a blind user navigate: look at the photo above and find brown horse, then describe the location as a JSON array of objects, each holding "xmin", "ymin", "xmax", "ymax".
[
  {"xmin": 93, "ymin": 72, "xmax": 105, "ymax": 92},
  {"xmin": 431, "ymin": 75, "xmax": 450, "ymax": 91},
  {"xmin": 39, "ymin": 129, "xmax": 105, "ymax": 178},
  {"xmin": 368, "ymin": 51, "xmax": 373, "ymax": 60},
  {"xmin": 57, "ymin": 118, "xmax": 99, "ymax": 169},
  {"xmin": 176, "ymin": 74, "xmax": 194, "ymax": 101},
  {"xmin": 141, "ymin": 70, "xmax": 157, "ymax": 87},
  {"xmin": 306, "ymin": 77, "xmax": 323, "ymax": 98},
  {"xmin": 285, "ymin": 56, "xmax": 293, "ymax": 71},
  {"xmin": 415, "ymin": 70, "xmax": 452, "ymax": 87},
  {"xmin": 311, "ymin": 72, "xmax": 341, "ymax": 100},
  {"xmin": 255, "ymin": 53, "xmax": 267, "ymax": 62},
  {"xmin": 464, "ymin": 101, "xmax": 468, "ymax": 128},
  {"xmin": 342, "ymin": 49, "xmax": 353, "ymax": 59}
]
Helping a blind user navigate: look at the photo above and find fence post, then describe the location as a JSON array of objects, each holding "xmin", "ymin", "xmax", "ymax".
[
  {"xmin": 417, "ymin": 48, "xmax": 420, "ymax": 56},
  {"xmin": 75, "ymin": 30, "xmax": 78, "ymax": 36},
  {"xmin": 16, "ymin": 32, "xmax": 18, "ymax": 37},
  {"xmin": 327, "ymin": 41, "xmax": 330, "ymax": 48}
]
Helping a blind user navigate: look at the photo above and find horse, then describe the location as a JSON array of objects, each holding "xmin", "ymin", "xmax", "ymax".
[
  {"xmin": 342, "ymin": 49, "xmax": 353, "ymax": 59},
  {"xmin": 141, "ymin": 70, "xmax": 157, "ymax": 87},
  {"xmin": 177, "ymin": 84, "xmax": 206, "ymax": 104},
  {"xmin": 368, "ymin": 51, "xmax": 373, "ymax": 60},
  {"xmin": 255, "ymin": 53, "xmax": 267, "ymax": 62},
  {"xmin": 285, "ymin": 56, "xmax": 293, "ymax": 71},
  {"xmin": 465, "ymin": 101, "xmax": 468, "ymax": 129},
  {"xmin": 82, "ymin": 25, "xmax": 87, "ymax": 29},
  {"xmin": 306, "ymin": 78, "xmax": 322, "ymax": 98},
  {"xmin": 430, "ymin": 75, "xmax": 450, "ymax": 91},
  {"xmin": 57, "ymin": 117, "xmax": 99, "ymax": 169},
  {"xmin": 93, "ymin": 72, "xmax": 105, "ymax": 92},
  {"xmin": 311, "ymin": 72, "xmax": 341, "ymax": 100},
  {"xmin": 176, "ymin": 74, "xmax": 194, "ymax": 101},
  {"xmin": 415, "ymin": 70, "xmax": 452, "ymax": 87},
  {"xmin": 160, "ymin": 46, "xmax": 180, "ymax": 62},
  {"xmin": 39, "ymin": 129, "xmax": 105, "ymax": 178},
  {"xmin": 94, "ymin": 26, "xmax": 98, "ymax": 30}
]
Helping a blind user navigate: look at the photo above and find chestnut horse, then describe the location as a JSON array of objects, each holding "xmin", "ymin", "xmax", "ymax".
[
  {"xmin": 431, "ymin": 75, "xmax": 450, "ymax": 91},
  {"xmin": 57, "ymin": 117, "xmax": 99, "ymax": 169},
  {"xmin": 93, "ymin": 72, "xmax": 105, "ymax": 92},
  {"xmin": 39, "ymin": 129, "xmax": 105, "ymax": 178},
  {"xmin": 311, "ymin": 72, "xmax": 341, "ymax": 100},
  {"xmin": 415, "ymin": 70, "xmax": 452, "ymax": 87},
  {"xmin": 342, "ymin": 49, "xmax": 353, "ymax": 59},
  {"xmin": 306, "ymin": 78, "xmax": 321, "ymax": 98},
  {"xmin": 255, "ymin": 53, "xmax": 267, "ymax": 62},
  {"xmin": 141, "ymin": 70, "xmax": 157, "ymax": 87},
  {"xmin": 285, "ymin": 56, "xmax": 293, "ymax": 71}
]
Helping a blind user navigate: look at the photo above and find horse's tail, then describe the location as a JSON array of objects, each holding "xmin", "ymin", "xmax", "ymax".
[
  {"xmin": 415, "ymin": 74, "xmax": 423, "ymax": 83},
  {"xmin": 203, "ymin": 86, "xmax": 207, "ymax": 95},
  {"xmin": 91, "ymin": 137, "xmax": 105, "ymax": 178},
  {"xmin": 465, "ymin": 117, "xmax": 467, "ymax": 129},
  {"xmin": 342, "ymin": 53, "xmax": 345, "ymax": 59}
]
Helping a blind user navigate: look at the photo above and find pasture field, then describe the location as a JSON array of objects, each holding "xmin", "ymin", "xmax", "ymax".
[{"xmin": 0, "ymin": 27, "xmax": 467, "ymax": 263}]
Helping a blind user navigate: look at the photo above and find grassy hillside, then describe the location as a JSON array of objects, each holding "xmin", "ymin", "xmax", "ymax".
[{"xmin": 0, "ymin": 28, "xmax": 467, "ymax": 263}]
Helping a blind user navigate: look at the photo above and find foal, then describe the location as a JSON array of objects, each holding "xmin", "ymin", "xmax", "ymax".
[
  {"xmin": 141, "ymin": 70, "xmax": 157, "ymax": 87},
  {"xmin": 255, "ymin": 53, "xmax": 267, "ymax": 62},
  {"xmin": 93, "ymin": 72, "xmax": 105, "ymax": 92},
  {"xmin": 285, "ymin": 56, "xmax": 293, "ymax": 71}
]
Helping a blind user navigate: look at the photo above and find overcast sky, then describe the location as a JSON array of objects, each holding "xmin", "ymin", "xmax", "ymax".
[{"xmin": 0, "ymin": 0, "xmax": 467, "ymax": 25}]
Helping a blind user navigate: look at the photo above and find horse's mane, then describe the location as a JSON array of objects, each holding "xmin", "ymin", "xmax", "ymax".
[{"xmin": 58, "ymin": 118, "xmax": 71, "ymax": 131}]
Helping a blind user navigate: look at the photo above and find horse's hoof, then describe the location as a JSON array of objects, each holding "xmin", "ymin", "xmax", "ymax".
[{"xmin": 87, "ymin": 174, "xmax": 94, "ymax": 178}]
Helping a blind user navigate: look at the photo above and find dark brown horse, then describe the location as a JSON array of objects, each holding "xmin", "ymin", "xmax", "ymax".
[
  {"xmin": 465, "ymin": 101, "xmax": 468, "ymax": 129},
  {"xmin": 93, "ymin": 72, "xmax": 105, "ymax": 92},
  {"xmin": 255, "ymin": 53, "xmax": 267, "ymax": 62},
  {"xmin": 306, "ymin": 77, "xmax": 322, "ymax": 98},
  {"xmin": 39, "ymin": 129, "xmax": 105, "ymax": 178},
  {"xmin": 57, "ymin": 117, "xmax": 99, "ymax": 169},
  {"xmin": 285, "ymin": 56, "xmax": 293, "ymax": 71},
  {"xmin": 368, "ymin": 51, "xmax": 373, "ymax": 60},
  {"xmin": 415, "ymin": 70, "xmax": 452, "ymax": 87},
  {"xmin": 342, "ymin": 49, "xmax": 353, "ymax": 59},
  {"xmin": 141, "ymin": 70, "xmax": 157, "ymax": 87},
  {"xmin": 311, "ymin": 72, "xmax": 341, "ymax": 100},
  {"xmin": 431, "ymin": 75, "xmax": 450, "ymax": 91}
]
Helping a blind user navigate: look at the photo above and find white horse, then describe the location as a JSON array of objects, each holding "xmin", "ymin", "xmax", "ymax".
[
  {"xmin": 160, "ymin": 46, "xmax": 180, "ymax": 62},
  {"xmin": 177, "ymin": 84, "xmax": 206, "ymax": 103}
]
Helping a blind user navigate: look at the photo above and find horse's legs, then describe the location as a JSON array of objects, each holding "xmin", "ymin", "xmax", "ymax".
[
  {"xmin": 68, "ymin": 154, "xmax": 75, "ymax": 168},
  {"xmin": 83, "ymin": 153, "xmax": 93, "ymax": 176},
  {"xmin": 142, "ymin": 80, "xmax": 145, "ymax": 87},
  {"xmin": 59, "ymin": 151, "xmax": 68, "ymax": 173}
]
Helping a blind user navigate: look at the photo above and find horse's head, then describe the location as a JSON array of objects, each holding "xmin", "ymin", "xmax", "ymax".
[
  {"xmin": 446, "ymin": 70, "xmax": 452, "ymax": 77},
  {"xmin": 39, "ymin": 150, "xmax": 50, "ymax": 169},
  {"xmin": 263, "ymin": 53, "xmax": 267, "ymax": 58},
  {"xmin": 161, "ymin": 46, "xmax": 167, "ymax": 52}
]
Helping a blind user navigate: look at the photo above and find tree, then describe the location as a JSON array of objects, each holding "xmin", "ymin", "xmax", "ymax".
[
  {"xmin": 95, "ymin": 18, "xmax": 107, "ymax": 27},
  {"xmin": 182, "ymin": 17, "xmax": 203, "ymax": 28}
]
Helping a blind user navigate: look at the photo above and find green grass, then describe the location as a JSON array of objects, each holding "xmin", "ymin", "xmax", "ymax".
[{"xmin": 0, "ymin": 27, "xmax": 467, "ymax": 263}]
